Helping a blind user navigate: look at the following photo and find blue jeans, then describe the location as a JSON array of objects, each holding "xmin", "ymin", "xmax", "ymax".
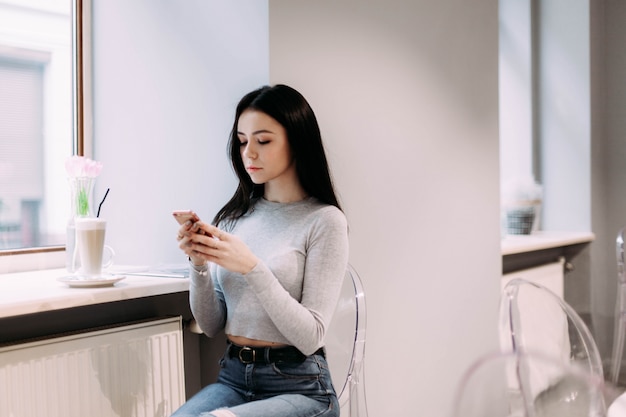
[{"xmin": 171, "ymin": 346, "xmax": 339, "ymax": 417}]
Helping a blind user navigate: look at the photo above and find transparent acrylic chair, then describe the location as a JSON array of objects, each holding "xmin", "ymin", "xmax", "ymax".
[
  {"xmin": 611, "ymin": 227, "xmax": 626, "ymax": 385},
  {"xmin": 451, "ymin": 350, "xmax": 609, "ymax": 417},
  {"xmin": 325, "ymin": 264, "xmax": 368, "ymax": 417},
  {"xmin": 500, "ymin": 278, "xmax": 605, "ymax": 381}
]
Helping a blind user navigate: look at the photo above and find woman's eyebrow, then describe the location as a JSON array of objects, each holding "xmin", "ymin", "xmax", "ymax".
[{"xmin": 237, "ymin": 129, "xmax": 275, "ymax": 136}]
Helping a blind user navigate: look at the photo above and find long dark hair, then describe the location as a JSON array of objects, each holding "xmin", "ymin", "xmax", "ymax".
[{"xmin": 213, "ymin": 84, "xmax": 342, "ymax": 227}]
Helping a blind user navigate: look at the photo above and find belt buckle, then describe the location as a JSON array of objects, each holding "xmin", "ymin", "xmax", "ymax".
[{"xmin": 238, "ymin": 346, "xmax": 255, "ymax": 364}]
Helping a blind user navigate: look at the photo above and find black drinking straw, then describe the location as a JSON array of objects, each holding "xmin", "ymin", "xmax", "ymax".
[{"xmin": 97, "ymin": 188, "xmax": 110, "ymax": 218}]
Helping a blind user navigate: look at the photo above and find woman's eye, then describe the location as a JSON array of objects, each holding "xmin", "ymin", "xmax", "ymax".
[
  {"xmin": 257, "ymin": 139, "xmax": 270, "ymax": 145},
  {"xmin": 239, "ymin": 141, "xmax": 248, "ymax": 146}
]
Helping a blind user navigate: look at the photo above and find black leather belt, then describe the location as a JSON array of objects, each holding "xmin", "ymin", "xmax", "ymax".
[{"xmin": 227, "ymin": 342, "xmax": 325, "ymax": 364}]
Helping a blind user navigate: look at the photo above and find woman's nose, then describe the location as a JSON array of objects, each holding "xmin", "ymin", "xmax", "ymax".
[{"xmin": 242, "ymin": 143, "xmax": 256, "ymax": 159}]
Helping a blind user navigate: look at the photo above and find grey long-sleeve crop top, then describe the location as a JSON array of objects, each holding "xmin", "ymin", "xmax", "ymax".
[{"xmin": 188, "ymin": 197, "xmax": 349, "ymax": 355}]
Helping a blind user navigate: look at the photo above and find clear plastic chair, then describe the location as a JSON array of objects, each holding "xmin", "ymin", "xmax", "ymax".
[
  {"xmin": 500, "ymin": 278, "xmax": 605, "ymax": 381},
  {"xmin": 611, "ymin": 227, "xmax": 626, "ymax": 385},
  {"xmin": 326, "ymin": 264, "xmax": 368, "ymax": 417},
  {"xmin": 451, "ymin": 350, "xmax": 609, "ymax": 417}
]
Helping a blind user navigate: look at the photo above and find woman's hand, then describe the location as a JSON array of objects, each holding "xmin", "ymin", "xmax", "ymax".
[
  {"xmin": 176, "ymin": 221, "xmax": 205, "ymax": 266},
  {"xmin": 177, "ymin": 221, "xmax": 259, "ymax": 274}
]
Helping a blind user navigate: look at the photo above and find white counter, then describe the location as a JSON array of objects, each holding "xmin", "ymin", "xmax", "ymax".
[
  {"xmin": 501, "ymin": 231, "xmax": 595, "ymax": 256},
  {"xmin": 0, "ymin": 267, "xmax": 189, "ymax": 319}
]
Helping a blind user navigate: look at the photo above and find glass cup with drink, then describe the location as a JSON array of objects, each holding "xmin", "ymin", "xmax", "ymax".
[{"xmin": 74, "ymin": 217, "xmax": 115, "ymax": 278}]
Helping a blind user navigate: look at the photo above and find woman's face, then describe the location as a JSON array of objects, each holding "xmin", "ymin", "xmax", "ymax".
[{"xmin": 237, "ymin": 109, "xmax": 296, "ymax": 188}]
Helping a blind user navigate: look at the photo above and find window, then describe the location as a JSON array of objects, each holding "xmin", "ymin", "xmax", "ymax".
[
  {"xmin": 499, "ymin": 0, "xmax": 534, "ymax": 185},
  {"xmin": 0, "ymin": 0, "xmax": 75, "ymax": 253},
  {"xmin": 499, "ymin": 0, "xmax": 592, "ymax": 232}
]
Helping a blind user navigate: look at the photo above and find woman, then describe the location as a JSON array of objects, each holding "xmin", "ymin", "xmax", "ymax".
[{"xmin": 172, "ymin": 84, "xmax": 349, "ymax": 417}]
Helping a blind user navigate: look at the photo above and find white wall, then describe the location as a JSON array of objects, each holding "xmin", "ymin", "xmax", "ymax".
[
  {"xmin": 269, "ymin": 1, "xmax": 501, "ymax": 415},
  {"xmin": 91, "ymin": 0, "xmax": 269, "ymax": 266}
]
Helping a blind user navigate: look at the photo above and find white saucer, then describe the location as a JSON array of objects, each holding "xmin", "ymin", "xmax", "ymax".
[{"xmin": 57, "ymin": 274, "xmax": 126, "ymax": 288}]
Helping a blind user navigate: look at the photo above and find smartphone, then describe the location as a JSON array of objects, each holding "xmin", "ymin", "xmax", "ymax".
[
  {"xmin": 172, "ymin": 210, "xmax": 210, "ymax": 236},
  {"xmin": 172, "ymin": 209, "xmax": 200, "ymax": 225}
]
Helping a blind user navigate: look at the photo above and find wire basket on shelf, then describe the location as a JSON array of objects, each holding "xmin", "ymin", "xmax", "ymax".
[{"xmin": 506, "ymin": 206, "xmax": 536, "ymax": 235}]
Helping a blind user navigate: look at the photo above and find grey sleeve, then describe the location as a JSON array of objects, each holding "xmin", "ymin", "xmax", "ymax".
[{"xmin": 189, "ymin": 261, "xmax": 226, "ymax": 337}]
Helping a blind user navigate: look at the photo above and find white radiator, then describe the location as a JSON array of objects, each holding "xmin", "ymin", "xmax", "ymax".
[{"xmin": 0, "ymin": 316, "xmax": 185, "ymax": 417}]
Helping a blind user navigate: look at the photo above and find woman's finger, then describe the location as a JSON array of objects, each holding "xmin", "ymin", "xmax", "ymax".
[
  {"xmin": 176, "ymin": 220, "xmax": 195, "ymax": 241},
  {"xmin": 202, "ymin": 224, "xmax": 226, "ymax": 240}
]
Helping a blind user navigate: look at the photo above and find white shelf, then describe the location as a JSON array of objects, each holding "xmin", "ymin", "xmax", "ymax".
[{"xmin": 501, "ymin": 231, "xmax": 595, "ymax": 256}]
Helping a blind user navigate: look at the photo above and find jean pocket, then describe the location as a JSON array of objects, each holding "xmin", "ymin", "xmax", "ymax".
[
  {"xmin": 218, "ymin": 353, "xmax": 228, "ymax": 369},
  {"xmin": 271, "ymin": 357, "xmax": 321, "ymax": 379}
]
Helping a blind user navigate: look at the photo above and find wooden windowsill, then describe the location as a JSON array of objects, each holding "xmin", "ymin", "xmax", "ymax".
[{"xmin": 0, "ymin": 267, "xmax": 189, "ymax": 319}]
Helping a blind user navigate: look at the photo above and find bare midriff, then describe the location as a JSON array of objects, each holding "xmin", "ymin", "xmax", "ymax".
[{"xmin": 227, "ymin": 334, "xmax": 289, "ymax": 348}]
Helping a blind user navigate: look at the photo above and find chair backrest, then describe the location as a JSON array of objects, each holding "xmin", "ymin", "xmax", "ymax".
[
  {"xmin": 617, "ymin": 228, "xmax": 625, "ymax": 285},
  {"xmin": 611, "ymin": 227, "xmax": 626, "ymax": 384},
  {"xmin": 500, "ymin": 278, "xmax": 604, "ymax": 382},
  {"xmin": 451, "ymin": 350, "xmax": 608, "ymax": 417},
  {"xmin": 326, "ymin": 264, "xmax": 368, "ymax": 417}
]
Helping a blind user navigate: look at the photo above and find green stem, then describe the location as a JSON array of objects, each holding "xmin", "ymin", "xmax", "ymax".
[{"xmin": 78, "ymin": 186, "xmax": 90, "ymax": 216}]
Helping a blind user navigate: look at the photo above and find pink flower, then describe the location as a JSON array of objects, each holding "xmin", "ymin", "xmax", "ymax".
[{"xmin": 65, "ymin": 156, "xmax": 103, "ymax": 178}]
